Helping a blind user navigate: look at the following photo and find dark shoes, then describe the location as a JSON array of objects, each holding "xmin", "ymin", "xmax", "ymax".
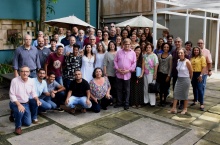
[
  {"xmin": 54, "ymin": 108, "xmax": 64, "ymax": 112},
  {"xmin": 9, "ymin": 115, "xmax": 14, "ymax": 122},
  {"xmin": 32, "ymin": 119, "xmax": 39, "ymax": 124},
  {"xmin": 114, "ymin": 104, "xmax": 122, "ymax": 108},
  {"xmin": 69, "ymin": 108, "xmax": 76, "ymax": 114},
  {"xmin": 124, "ymin": 105, "xmax": 129, "ymax": 110},
  {"xmin": 15, "ymin": 127, "xmax": 22, "ymax": 135},
  {"xmin": 81, "ymin": 108, "xmax": 86, "ymax": 113},
  {"xmin": 200, "ymin": 105, "xmax": 205, "ymax": 111}
]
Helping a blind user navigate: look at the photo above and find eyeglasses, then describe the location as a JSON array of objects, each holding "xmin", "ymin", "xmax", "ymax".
[
  {"xmin": 197, "ymin": 43, "xmax": 203, "ymax": 44},
  {"xmin": 111, "ymin": 26, "xmax": 115, "ymax": 27},
  {"xmin": 90, "ymin": 39, "xmax": 95, "ymax": 40},
  {"xmin": 20, "ymin": 71, "xmax": 30, "ymax": 73}
]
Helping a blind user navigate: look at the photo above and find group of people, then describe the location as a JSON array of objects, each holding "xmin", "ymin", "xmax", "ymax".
[{"xmin": 10, "ymin": 23, "xmax": 212, "ymax": 135}]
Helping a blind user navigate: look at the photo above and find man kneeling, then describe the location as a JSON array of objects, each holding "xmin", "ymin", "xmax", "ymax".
[{"xmin": 65, "ymin": 70, "xmax": 92, "ymax": 114}]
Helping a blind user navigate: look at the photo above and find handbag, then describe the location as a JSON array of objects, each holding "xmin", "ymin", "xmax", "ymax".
[{"xmin": 148, "ymin": 80, "xmax": 160, "ymax": 93}]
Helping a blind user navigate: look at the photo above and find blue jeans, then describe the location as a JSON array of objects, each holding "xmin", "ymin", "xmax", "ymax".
[
  {"xmin": 9, "ymin": 102, "xmax": 31, "ymax": 128},
  {"xmin": 56, "ymin": 76, "xmax": 63, "ymax": 86},
  {"xmin": 63, "ymin": 78, "xmax": 72, "ymax": 92},
  {"xmin": 29, "ymin": 99, "xmax": 38, "ymax": 120},
  {"xmin": 203, "ymin": 74, "xmax": 208, "ymax": 95},
  {"xmin": 51, "ymin": 91, "xmax": 65, "ymax": 108},
  {"xmin": 39, "ymin": 95, "xmax": 57, "ymax": 112},
  {"xmin": 29, "ymin": 70, "xmax": 37, "ymax": 78},
  {"xmin": 66, "ymin": 96, "xmax": 92, "ymax": 109},
  {"xmin": 91, "ymin": 97, "xmax": 113, "ymax": 113},
  {"xmin": 191, "ymin": 72, "xmax": 205, "ymax": 105}
]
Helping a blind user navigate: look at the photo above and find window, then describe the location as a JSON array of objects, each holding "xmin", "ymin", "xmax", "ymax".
[
  {"xmin": 31, "ymin": 22, "xmax": 34, "ymax": 27},
  {"xmin": 32, "ymin": 31, "xmax": 35, "ymax": 36},
  {"xmin": 27, "ymin": 31, "xmax": 30, "ymax": 34},
  {"xmin": 26, "ymin": 22, "xmax": 29, "ymax": 27}
]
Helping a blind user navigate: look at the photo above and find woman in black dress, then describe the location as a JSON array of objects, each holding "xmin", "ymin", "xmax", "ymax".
[{"xmin": 130, "ymin": 46, "xmax": 144, "ymax": 108}]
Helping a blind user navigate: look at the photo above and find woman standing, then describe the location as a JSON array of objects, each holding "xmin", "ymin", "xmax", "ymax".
[
  {"xmin": 96, "ymin": 29, "xmax": 103, "ymax": 41},
  {"xmin": 157, "ymin": 43, "xmax": 172, "ymax": 107},
  {"xmin": 154, "ymin": 38, "xmax": 164, "ymax": 55},
  {"xmin": 169, "ymin": 48, "xmax": 193, "ymax": 114},
  {"xmin": 131, "ymin": 34, "xmax": 140, "ymax": 50},
  {"xmin": 95, "ymin": 42, "xmax": 106, "ymax": 69},
  {"xmin": 116, "ymin": 36, "xmax": 122, "ymax": 51},
  {"xmin": 190, "ymin": 46, "xmax": 206, "ymax": 111},
  {"xmin": 81, "ymin": 44, "xmax": 95, "ymax": 83},
  {"xmin": 103, "ymin": 41, "xmax": 117, "ymax": 100},
  {"xmin": 121, "ymin": 29, "xmax": 129, "ymax": 40},
  {"xmin": 90, "ymin": 68, "xmax": 112, "ymax": 113},
  {"xmin": 143, "ymin": 43, "xmax": 159, "ymax": 106},
  {"xmin": 140, "ymin": 41, "xmax": 147, "ymax": 55},
  {"xmin": 130, "ymin": 46, "xmax": 144, "ymax": 108},
  {"xmin": 144, "ymin": 27, "xmax": 153, "ymax": 43},
  {"xmin": 101, "ymin": 31, "xmax": 110, "ymax": 51}
]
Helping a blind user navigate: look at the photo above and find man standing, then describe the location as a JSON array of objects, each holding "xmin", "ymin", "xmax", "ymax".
[
  {"xmin": 76, "ymin": 29, "xmax": 85, "ymax": 50},
  {"xmin": 65, "ymin": 70, "xmax": 92, "ymax": 114},
  {"xmin": 114, "ymin": 38, "xmax": 136, "ymax": 110},
  {"xmin": 45, "ymin": 45, "xmax": 65, "ymax": 86},
  {"xmin": 53, "ymin": 33, "xmax": 64, "ymax": 48},
  {"xmin": 109, "ymin": 27, "xmax": 117, "ymax": 42},
  {"xmin": 61, "ymin": 30, "xmax": 72, "ymax": 46},
  {"xmin": 197, "ymin": 39, "xmax": 212, "ymax": 92},
  {"xmin": 64, "ymin": 36, "xmax": 76, "ymax": 55},
  {"xmin": 58, "ymin": 28, "xmax": 65, "ymax": 43},
  {"xmin": 37, "ymin": 37, "xmax": 51, "ymax": 68},
  {"xmin": 9, "ymin": 66, "xmax": 41, "ymax": 135},
  {"xmin": 46, "ymin": 72, "xmax": 66, "ymax": 112},
  {"xmin": 83, "ymin": 28, "xmax": 100, "ymax": 46},
  {"xmin": 49, "ymin": 39, "xmax": 57, "ymax": 52},
  {"xmin": 44, "ymin": 35, "xmax": 50, "ymax": 48},
  {"xmin": 63, "ymin": 44, "xmax": 82, "ymax": 91},
  {"xmin": 72, "ymin": 26, "xmax": 79, "ymax": 38},
  {"xmin": 32, "ymin": 31, "xmax": 44, "ymax": 47},
  {"xmin": 89, "ymin": 35, "xmax": 97, "ymax": 54},
  {"xmin": 13, "ymin": 34, "xmax": 41, "ymax": 78}
]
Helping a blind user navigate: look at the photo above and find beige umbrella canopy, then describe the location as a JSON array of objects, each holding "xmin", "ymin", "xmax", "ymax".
[
  {"xmin": 116, "ymin": 15, "xmax": 168, "ymax": 29},
  {"xmin": 44, "ymin": 15, "xmax": 95, "ymax": 30}
]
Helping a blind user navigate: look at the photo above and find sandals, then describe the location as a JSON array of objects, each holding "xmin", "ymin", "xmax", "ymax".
[
  {"xmin": 167, "ymin": 109, "xmax": 177, "ymax": 114},
  {"xmin": 180, "ymin": 109, "xmax": 187, "ymax": 115}
]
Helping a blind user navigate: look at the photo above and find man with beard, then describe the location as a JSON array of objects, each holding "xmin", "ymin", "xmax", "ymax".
[
  {"xmin": 65, "ymin": 70, "xmax": 92, "ymax": 114},
  {"xmin": 61, "ymin": 30, "xmax": 72, "ymax": 46},
  {"xmin": 37, "ymin": 37, "xmax": 51, "ymax": 68},
  {"xmin": 76, "ymin": 29, "xmax": 86, "ymax": 50},
  {"xmin": 64, "ymin": 36, "xmax": 76, "ymax": 56},
  {"xmin": 45, "ymin": 45, "xmax": 65, "ymax": 86}
]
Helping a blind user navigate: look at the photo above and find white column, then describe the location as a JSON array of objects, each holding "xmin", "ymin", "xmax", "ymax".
[
  {"xmin": 153, "ymin": 1, "xmax": 157, "ymax": 48},
  {"xmin": 203, "ymin": 12, "xmax": 207, "ymax": 46},
  {"xmin": 214, "ymin": 15, "xmax": 220, "ymax": 72},
  {"xmin": 185, "ymin": 9, "xmax": 189, "ymax": 42}
]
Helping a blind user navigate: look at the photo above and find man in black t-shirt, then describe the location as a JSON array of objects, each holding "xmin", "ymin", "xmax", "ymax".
[{"xmin": 65, "ymin": 70, "xmax": 92, "ymax": 114}]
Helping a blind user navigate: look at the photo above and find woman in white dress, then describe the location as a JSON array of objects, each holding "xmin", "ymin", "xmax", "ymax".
[
  {"xmin": 116, "ymin": 36, "xmax": 122, "ymax": 51},
  {"xmin": 101, "ymin": 31, "xmax": 110, "ymax": 51},
  {"xmin": 95, "ymin": 42, "xmax": 106, "ymax": 69},
  {"xmin": 81, "ymin": 44, "xmax": 95, "ymax": 83}
]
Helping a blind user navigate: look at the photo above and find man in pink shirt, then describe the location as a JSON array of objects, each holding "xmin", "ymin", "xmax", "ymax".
[
  {"xmin": 114, "ymin": 38, "xmax": 136, "ymax": 110},
  {"xmin": 197, "ymin": 39, "xmax": 212, "ymax": 110},
  {"xmin": 9, "ymin": 66, "xmax": 41, "ymax": 135}
]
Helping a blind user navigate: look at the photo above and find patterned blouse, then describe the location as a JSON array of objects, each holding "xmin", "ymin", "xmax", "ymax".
[{"xmin": 89, "ymin": 77, "xmax": 111, "ymax": 100}]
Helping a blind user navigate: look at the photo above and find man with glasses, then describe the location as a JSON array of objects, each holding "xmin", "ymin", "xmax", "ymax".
[
  {"xmin": 9, "ymin": 66, "xmax": 41, "ymax": 135},
  {"xmin": 83, "ymin": 28, "xmax": 100, "ymax": 46},
  {"xmin": 114, "ymin": 38, "xmax": 136, "ymax": 110},
  {"xmin": 44, "ymin": 35, "xmax": 50, "ymax": 48},
  {"xmin": 64, "ymin": 36, "xmax": 76, "ymax": 56},
  {"xmin": 32, "ymin": 31, "xmax": 44, "ymax": 47},
  {"xmin": 13, "ymin": 34, "xmax": 41, "ymax": 78},
  {"xmin": 89, "ymin": 35, "xmax": 97, "ymax": 54},
  {"xmin": 76, "ymin": 29, "xmax": 86, "ymax": 50}
]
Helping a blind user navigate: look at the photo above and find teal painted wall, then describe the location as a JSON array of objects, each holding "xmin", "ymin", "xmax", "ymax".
[
  {"xmin": 0, "ymin": 0, "xmax": 97, "ymax": 27},
  {"xmin": 0, "ymin": 50, "xmax": 14, "ymax": 64}
]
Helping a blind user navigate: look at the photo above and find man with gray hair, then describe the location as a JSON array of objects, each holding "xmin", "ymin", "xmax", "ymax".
[
  {"xmin": 32, "ymin": 31, "xmax": 44, "ymax": 47},
  {"xmin": 13, "ymin": 34, "xmax": 41, "ymax": 78},
  {"xmin": 76, "ymin": 29, "xmax": 86, "ymax": 50},
  {"xmin": 109, "ymin": 27, "xmax": 117, "ymax": 42},
  {"xmin": 83, "ymin": 27, "xmax": 100, "ymax": 46}
]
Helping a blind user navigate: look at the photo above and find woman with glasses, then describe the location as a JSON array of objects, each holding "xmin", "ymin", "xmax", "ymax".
[
  {"xmin": 101, "ymin": 31, "xmax": 110, "ymax": 51},
  {"xmin": 96, "ymin": 29, "xmax": 103, "ymax": 41}
]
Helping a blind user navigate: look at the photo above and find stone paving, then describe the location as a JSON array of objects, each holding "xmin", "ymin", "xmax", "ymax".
[{"xmin": 0, "ymin": 73, "xmax": 220, "ymax": 145}]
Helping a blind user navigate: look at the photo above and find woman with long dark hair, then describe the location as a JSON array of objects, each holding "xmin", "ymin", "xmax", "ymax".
[{"xmin": 130, "ymin": 46, "xmax": 144, "ymax": 108}]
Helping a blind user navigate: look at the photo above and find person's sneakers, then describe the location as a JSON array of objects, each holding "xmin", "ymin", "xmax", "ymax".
[
  {"xmin": 15, "ymin": 127, "xmax": 22, "ymax": 135},
  {"xmin": 124, "ymin": 105, "xmax": 129, "ymax": 110},
  {"xmin": 69, "ymin": 108, "xmax": 76, "ymax": 114},
  {"xmin": 114, "ymin": 104, "xmax": 122, "ymax": 108},
  {"xmin": 32, "ymin": 119, "xmax": 39, "ymax": 124},
  {"xmin": 81, "ymin": 108, "xmax": 86, "ymax": 113},
  {"xmin": 54, "ymin": 108, "xmax": 64, "ymax": 112}
]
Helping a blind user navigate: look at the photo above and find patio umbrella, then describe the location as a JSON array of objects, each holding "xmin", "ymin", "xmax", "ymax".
[
  {"xmin": 115, "ymin": 15, "xmax": 168, "ymax": 29},
  {"xmin": 44, "ymin": 15, "xmax": 95, "ymax": 30}
]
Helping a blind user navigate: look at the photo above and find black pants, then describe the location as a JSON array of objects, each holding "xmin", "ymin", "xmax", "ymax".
[
  {"xmin": 91, "ymin": 97, "xmax": 113, "ymax": 113},
  {"xmin": 116, "ymin": 78, "xmax": 130, "ymax": 106},
  {"xmin": 108, "ymin": 76, "xmax": 117, "ymax": 99},
  {"xmin": 157, "ymin": 72, "xmax": 170, "ymax": 103}
]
